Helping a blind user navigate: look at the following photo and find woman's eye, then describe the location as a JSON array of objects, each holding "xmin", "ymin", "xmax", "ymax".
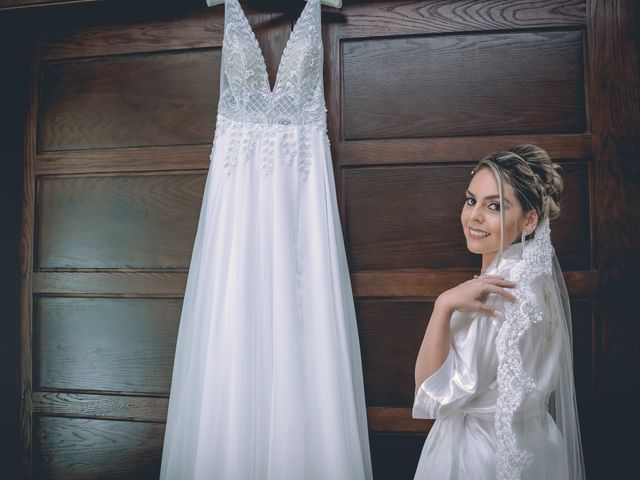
[
  {"xmin": 465, "ymin": 197, "xmax": 475, "ymax": 206},
  {"xmin": 488, "ymin": 202, "xmax": 500, "ymax": 211}
]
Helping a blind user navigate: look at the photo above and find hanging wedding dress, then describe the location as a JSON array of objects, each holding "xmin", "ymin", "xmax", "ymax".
[
  {"xmin": 413, "ymin": 218, "xmax": 585, "ymax": 479},
  {"xmin": 159, "ymin": 0, "xmax": 372, "ymax": 478}
]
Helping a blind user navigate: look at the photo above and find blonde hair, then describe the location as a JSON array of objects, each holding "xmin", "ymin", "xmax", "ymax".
[{"xmin": 470, "ymin": 144, "xmax": 564, "ymax": 266}]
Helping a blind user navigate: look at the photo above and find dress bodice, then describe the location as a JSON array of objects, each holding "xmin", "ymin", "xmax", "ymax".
[{"xmin": 217, "ymin": 0, "xmax": 326, "ymax": 127}]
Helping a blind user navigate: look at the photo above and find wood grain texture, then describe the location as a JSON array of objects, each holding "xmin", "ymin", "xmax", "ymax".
[
  {"xmin": 34, "ymin": 297, "xmax": 181, "ymax": 394},
  {"xmin": 31, "ymin": 268, "xmax": 598, "ymax": 297},
  {"xmin": 14, "ymin": 1, "xmax": 635, "ymax": 478},
  {"xmin": 37, "ymin": 3, "xmax": 290, "ymax": 61},
  {"xmin": 357, "ymin": 300, "xmax": 430, "ymax": 406},
  {"xmin": 367, "ymin": 407, "xmax": 431, "ymax": 433},
  {"xmin": 35, "ymin": 416, "xmax": 164, "ymax": 480},
  {"xmin": 343, "ymin": 29, "xmax": 586, "ymax": 139},
  {"xmin": 35, "ymin": 145, "xmax": 213, "ymax": 175},
  {"xmin": 32, "ymin": 392, "xmax": 169, "ymax": 423},
  {"xmin": 339, "ymin": 0, "xmax": 586, "ymax": 37},
  {"xmin": 351, "ymin": 269, "xmax": 598, "ymax": 298},
  {"xmin": 38, "ymin": 49, "xmax": 220, "ymax": 151},
  {"xmin": 39, "ymin": 5, "xmax": 225, "ymax": 60},
  {"xmin": 0, "ymin": 0, "xmax": 101, "ymax": 11},
  {"xmin": 587, "ymin": 0, "xmax": 640, "ymax": 476},
  {"xmin": 33, "ymin": 271, "xmax": 189, "ymax": 295},
  {"xmin": 343, "ymin": 162, "xmax": 591, "ymax": 271},
  {"xmin": 36, "ymin": 173, "xmax": 205, "ymax": 269},
  {"xmin": 18, "ymin": 37, "xmax": 39, "ymax": 480},
  {"xmin": 337, "ymin": 133, "xmax": 593, "ymax": 165},
  {"xmin": 31, "ymin": 393, "xmax": 432, "ymax": 433}
]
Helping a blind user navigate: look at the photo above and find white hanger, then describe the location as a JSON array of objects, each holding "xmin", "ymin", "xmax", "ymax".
[{"xmin": 206, "ymin": 0, "xmax": 342, "ymax": 8}]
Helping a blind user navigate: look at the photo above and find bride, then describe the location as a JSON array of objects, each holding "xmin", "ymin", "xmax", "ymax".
[{"xmin": 412, "ymin": 145, "xmax": 585, "ymax": 479}]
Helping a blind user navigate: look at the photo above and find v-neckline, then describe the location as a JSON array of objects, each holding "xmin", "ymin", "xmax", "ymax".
[{"xmin": 231, "ymin": 0, "xmax": 316, "ymax": 96}]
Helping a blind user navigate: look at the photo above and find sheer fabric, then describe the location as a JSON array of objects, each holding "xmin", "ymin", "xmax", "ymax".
[{"xmin": 159, "ymin": 1, "xmax": 372, "ymax": 478}]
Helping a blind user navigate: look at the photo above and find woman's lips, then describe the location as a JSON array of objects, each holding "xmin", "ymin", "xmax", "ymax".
[{"xmin": 469, "ymin": 227, "xmax": 491, "ymax": 239}]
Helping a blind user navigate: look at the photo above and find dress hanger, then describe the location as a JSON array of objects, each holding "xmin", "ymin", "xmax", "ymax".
[{"xmin": 206, "ymin": 0, "xmax": 342, "ymax": 8}]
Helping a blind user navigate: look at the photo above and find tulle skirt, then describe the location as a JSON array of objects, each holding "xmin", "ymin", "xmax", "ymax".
[{"xmin": 159, "ymin": 118, "xmax": 372, "ymax": 480}]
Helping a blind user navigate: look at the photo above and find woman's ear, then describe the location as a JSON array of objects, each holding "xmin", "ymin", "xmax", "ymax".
[{"xmin": 522, "ymin": 210, "xmax": 539, "ymax": 235}]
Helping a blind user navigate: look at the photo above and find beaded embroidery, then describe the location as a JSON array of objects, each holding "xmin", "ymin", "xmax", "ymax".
[
  {"xmin": 213, "ymin": 0, "xmax": 327, "ymax": 179},
  {"xmin": 216, "ymin": 117, "xmax": 323, "ymax": 178},
  {"xmin": 495, "ymin": 217, "xmax": 554, "ymax": 480}
]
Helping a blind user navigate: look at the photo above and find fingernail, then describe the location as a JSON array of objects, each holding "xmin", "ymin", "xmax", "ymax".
[{"xmin": 493, "ymin": 310, "xmax": 502, "ymax": 318}]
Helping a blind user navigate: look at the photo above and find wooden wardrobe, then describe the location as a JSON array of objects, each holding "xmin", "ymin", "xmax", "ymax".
[{"xmin": 1, "ymin": 0, "xmax": 638, "ymax": 478}]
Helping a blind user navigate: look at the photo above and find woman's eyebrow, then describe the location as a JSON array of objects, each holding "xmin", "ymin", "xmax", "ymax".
[{"xmin": 466, "ymin": 190, "xmax": 512, "ymax": 206}]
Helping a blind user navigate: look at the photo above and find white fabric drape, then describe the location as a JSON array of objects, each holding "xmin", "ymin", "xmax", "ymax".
[{"xmin": 413, "ymin": 223, "xmax": 585, "ymax": 479}]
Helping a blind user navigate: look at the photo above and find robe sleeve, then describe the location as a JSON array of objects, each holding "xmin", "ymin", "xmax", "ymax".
[{"xmin": 412, "ymin": 298, "xmax": 502, "ymax": 420}]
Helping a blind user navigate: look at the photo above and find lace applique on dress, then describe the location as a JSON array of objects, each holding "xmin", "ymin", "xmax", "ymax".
[
  {"xmin": 214, "ymin": 0, "xmax": 326, "ymax": 179},
  {"xmin": 495, "ymin": 217, "xmax": 554, "ymax": 480}
]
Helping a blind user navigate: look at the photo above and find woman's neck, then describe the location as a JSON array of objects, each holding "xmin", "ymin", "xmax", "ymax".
[{"xmin": 481, "ymin": 252, "xmax": 496, "ymax": 274}]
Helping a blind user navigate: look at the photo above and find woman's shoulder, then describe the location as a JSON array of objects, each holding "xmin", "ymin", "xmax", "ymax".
[{"xmin": 486, "ymin": 256, "xmax": 521, "ymax": 279}]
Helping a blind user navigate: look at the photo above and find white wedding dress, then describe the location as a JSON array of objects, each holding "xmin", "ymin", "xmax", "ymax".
[{"xmin": 159, "ymin": 0, "xmax": 372, "ymax": 478}]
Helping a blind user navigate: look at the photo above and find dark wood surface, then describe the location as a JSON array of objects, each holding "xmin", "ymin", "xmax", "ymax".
[
  {"xmin": 36, "ymin": 173, "xmax": 206, "ymax": 269},
  {"xmin": 0, "ymin": 0, "xmax": 100, "ymax": 11},
  {"xmin": 0, "ymin": 7, "xmax": 29, "ymax": 480},
  {"xmin": 342, "ymin": 30, "xmax": 586, "ymax": 139},
  {"xmin": 586, "ymin": 0, "xmax": 640, "ymax": 478},
  {"xmin": 1, "ymin": 0, "xmax": 637, "ymax": 478}
]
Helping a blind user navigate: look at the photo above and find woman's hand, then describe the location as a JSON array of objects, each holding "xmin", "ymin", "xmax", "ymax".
[{"xmin": 436, "ymin": 274, "xmax": 517, "ymax": 318}]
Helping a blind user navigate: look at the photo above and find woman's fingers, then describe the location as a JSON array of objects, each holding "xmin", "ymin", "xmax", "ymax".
[
  {"xmin": 474, "ymin": 301, "xmax": 501, "ymax": 317},
  {"xmin": 476, "ymin": 274, "xmax": 505, "ymax": 279},
  {"xmin": 485, "ymin": 284, "xmax": 517, "ymax": 302},
  {"xmin": 482, "ymin": 277, "xmax": 517, "ymax": 288}
]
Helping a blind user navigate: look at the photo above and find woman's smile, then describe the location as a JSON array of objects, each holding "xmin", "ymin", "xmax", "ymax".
[{"xmin": 469, "ymin": 227, "xmax": 491, "ymax": 239}]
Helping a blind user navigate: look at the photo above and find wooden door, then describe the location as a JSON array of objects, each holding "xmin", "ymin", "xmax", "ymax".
[{"xmin": 14, "ymin": 1, "xmax": 639, "ymax": 478}]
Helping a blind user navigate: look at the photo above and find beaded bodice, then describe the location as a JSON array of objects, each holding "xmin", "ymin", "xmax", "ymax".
[{"xmin": 217, "ymin": 0, "xmax": 326, "ymax": 127}]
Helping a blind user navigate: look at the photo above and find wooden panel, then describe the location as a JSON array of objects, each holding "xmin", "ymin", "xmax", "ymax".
[
  {"xmin": 38, "ymin": 49, "xmax": 220, "ymax": 152},
  {"xmin": 34, "ymin": 416, "xmax": 164, "ymax": 480},
  {"xmin": 351, "ymin": 270, "xmax": 598, "ymax": 298},
  {"xmin": 40, "ymin": 8, "xmax": 226, "ymax": 60},
  {"xmin": 33, "ymin": 393, "xmax": 169, "ymax": 423},
  {"xmin": 587, "ymin": 1, "xmax": 640, "ymax": 477},
  {"xmin": 31, "ymin": 269, "xmax": 598, "ymax": 298},
  {"xmin": 367, "ymin": 407, "xmax": 430, "ymax": 433},
  {"xmin": 338, "ymin": 0, "xmax": 586, "ymax": 37},
  {"xmin": 0, "ymin": 0, "xmax": 98, "ymax": 10},
  {"xmin": 35, "ymin": 145, "xmax": 212, "ymax": 175},
  {"xmin": 30, "ymin": 393, "xmax": 433, "ymax": 434},
  {"xmin": 369, "ymin": 432, "xmax": 427, "ymax": 480},
  {"xmin": 33, "ymin": 271, "xmax": 189, "ymax": 295},
  {"xmin": 357, "ymin": 300, "xmax": 429, "ymax": 407},
  {"xmin": 344, "ymin": 162, "xmax": 590, "ymax": 271},
  {"xmin": 19, "ymin": 32, "xmax": 39, "ymax": 480},
  {"xmin": 343, "ymin": 29, "xmax": 585, "ymax": 140},
  {"xmin": 36, "ymin": 173, "xmax": 205, "ymax": 269},
  {"xmin": 571, "ymin": 298, "xmax": 593, "ymax": 410},
  {"xmin": 356, "ymin": 297, "xmax": 593, "ymax": 409},
  {"xmin": 337, "ymin": 133, "xmax": 592, "ymax": 166},
  {"xmin": 34, "ymin": 297, "xmax": 180, "ymax": 394}
]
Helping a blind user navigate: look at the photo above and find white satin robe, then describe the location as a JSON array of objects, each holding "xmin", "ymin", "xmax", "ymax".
[{"xmin": 412, "ymin": 241, "xmax": 571, "ymax": 479}]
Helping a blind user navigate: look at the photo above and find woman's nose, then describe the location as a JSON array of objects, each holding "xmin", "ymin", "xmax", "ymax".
[{"xmin": 470, "ymin": 204, "xmax": 483, "ymax": 222}]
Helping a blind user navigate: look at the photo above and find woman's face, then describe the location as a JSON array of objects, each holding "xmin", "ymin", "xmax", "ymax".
[{"xmin": 460, "ymin": 167, "xmax": 535, "ymax": 255}]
